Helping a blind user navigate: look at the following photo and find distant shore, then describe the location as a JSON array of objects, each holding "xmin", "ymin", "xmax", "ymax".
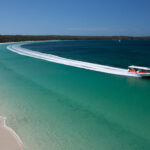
[
  {"xmin": 0, "ymin": 35, "xmax": 150, "ymax": 43},
  {"xmin": 0, "ymin": 116, "xmax": 24, "ymax": 150},
  {"xmin": 0, "ymin": 42, "xmax": 18, "ymax": 45}
]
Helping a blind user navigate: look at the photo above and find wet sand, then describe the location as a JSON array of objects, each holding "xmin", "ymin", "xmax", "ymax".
[{"xmin": 0, "ymin": 117, "xmax": 24, "ymax": 150}]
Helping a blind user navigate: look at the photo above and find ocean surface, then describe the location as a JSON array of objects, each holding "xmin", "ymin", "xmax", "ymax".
[
  {"xmin": 0, "ymin": 41, "xmax": 150, "ymax": 150},
  {"xmin": 22, "ymin": 40, "xmax": 150, "ymax": 68}
]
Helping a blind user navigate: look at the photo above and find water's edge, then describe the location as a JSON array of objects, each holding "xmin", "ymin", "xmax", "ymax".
[{"xmin": 0, "ymin": 116, "xmax": 24, "ymax": 149}]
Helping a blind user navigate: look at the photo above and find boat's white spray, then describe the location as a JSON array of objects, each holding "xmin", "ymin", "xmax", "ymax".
[{"xmin": 7, "ymin": 44, "xmax": 140, "ymax": 77}]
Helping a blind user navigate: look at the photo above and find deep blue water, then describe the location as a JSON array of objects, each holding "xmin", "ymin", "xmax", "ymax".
[{"xmin": 22, "ymin": 40, "xmax": 150, "ymax": 68}]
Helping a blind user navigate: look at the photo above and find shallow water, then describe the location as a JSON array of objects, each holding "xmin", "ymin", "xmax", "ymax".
[{"xmin": 0, "ymin": 41, "xmax": 150, "ymax": 150}]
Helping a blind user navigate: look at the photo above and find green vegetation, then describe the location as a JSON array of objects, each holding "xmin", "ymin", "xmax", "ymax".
[{"xmin": 0, "ymin": 35, "xmax": 150, "ymax": 43}]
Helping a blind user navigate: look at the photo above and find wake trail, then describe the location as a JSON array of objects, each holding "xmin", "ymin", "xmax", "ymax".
[{"xmin": 7, "ymin": 44, "xmax": 139, "ymax": 77}]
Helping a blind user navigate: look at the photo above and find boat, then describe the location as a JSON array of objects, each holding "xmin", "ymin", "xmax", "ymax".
[{"xmin": 128, "ymin": 65, "xmax": 150, "ymax": 77}]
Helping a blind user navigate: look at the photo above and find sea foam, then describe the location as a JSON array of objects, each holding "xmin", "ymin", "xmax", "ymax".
[{"xmin": 7, "ymin": 44, "xmax": 139, "ymax": 77}]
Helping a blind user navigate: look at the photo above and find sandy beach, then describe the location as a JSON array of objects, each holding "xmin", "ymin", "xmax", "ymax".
[
  {"xmin": 0, "ymin": 117, "xmax": 24, "ymax": 150},
  {"xmin": 0, "ymin": 42, "xmax": 16, "ymax": 45}
]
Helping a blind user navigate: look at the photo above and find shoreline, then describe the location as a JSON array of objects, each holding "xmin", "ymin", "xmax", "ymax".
[
  {"xmin": 0, "ymin": 42, "xmax": 17, "ymax": 45},
  {"xmin": 0, "ymin": 40, "xmax": 57, "ymax": 45},
  {"xmin": 0, "ymin": 41, "xmax": 33, "ymax": 45},
  {"xmin": 0, "ymin": 116, "xmax": 24, "ymax": 150}
]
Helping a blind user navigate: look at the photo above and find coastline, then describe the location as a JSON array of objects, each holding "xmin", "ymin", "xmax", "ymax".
[
  {"xmin": 0, "ymin": 116, "xmax": 24, "ymax": 150},
  {"xmin": 0, "ymin": 41, "xmax": 33, "ymax": 45},
  {"xmin": 0, "ymin": 42, "xmax": 16, "ymax": 45}
]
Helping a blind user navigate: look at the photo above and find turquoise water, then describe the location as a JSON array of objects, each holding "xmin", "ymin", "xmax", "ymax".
[{"xmin": 0, "ymin": 41, "xmax": 150, "ymax": 150}]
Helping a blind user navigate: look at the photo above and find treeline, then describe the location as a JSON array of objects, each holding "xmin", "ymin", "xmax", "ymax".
[{"xmin": 0, "ymin": 35, "xmax": 150, "ymax": 43}]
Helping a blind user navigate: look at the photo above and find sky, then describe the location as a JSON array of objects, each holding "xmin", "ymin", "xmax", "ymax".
[{"xmin": 0, "ymin": 0, "xmax": 150, "ymax": 36}]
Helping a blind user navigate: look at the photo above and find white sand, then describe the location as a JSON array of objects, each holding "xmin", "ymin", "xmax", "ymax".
[
  {"xmin": 0, "ymin": 42, "xmax": 16, "ymax": 45},
  {"xmin": 0, "ymin": 117, "xmax": 24, "ymax": 150}
]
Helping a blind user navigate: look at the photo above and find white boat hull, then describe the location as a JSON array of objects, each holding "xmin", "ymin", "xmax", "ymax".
[{"xmin": 137, "ymin": 73, "xmax": 150, "ymax": 77}]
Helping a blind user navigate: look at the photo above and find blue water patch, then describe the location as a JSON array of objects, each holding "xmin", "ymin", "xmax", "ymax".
[{"xmin": 22, "ymin": 40, "xmax": 150, "ymax": 68}]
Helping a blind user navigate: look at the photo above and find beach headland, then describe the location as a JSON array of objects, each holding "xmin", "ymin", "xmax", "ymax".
[{"xmin": 0, "ymin": 117, "xmax": 24, "ymax": 150}]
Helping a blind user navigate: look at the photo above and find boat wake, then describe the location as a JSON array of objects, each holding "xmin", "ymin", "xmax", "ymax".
[{"xmin": 7, "ymin": 44, "xmax": 139, "ymax": 77}]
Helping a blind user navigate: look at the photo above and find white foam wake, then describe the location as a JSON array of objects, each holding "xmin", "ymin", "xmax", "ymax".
[{"xmin": 7, "ymin": 44, "xmax": 139, "ymax": 77}]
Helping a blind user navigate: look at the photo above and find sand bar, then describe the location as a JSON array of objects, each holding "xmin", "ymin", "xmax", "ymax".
[{"xmin": 0, "ymin": 117, "xmax": 24, "ymax": 150}]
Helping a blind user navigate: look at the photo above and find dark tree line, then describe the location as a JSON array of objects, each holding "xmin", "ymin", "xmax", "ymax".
[{"xmin": 0, "ymin": 35, "xmax": 150, "ymax": 43}]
